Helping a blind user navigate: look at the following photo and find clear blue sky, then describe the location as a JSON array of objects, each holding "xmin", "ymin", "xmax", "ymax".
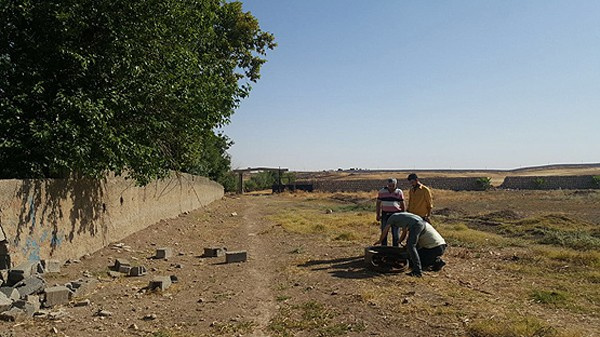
[{"xmin": 221, "ymin": 1, "xmax": 600, "ymax": 171}]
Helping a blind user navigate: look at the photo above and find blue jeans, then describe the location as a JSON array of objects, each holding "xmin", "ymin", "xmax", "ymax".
[
  {"xmin": 406, "ymin": 219, "xmax": 426, "ymax": 273},
  {"xmin": 381, "ymin": 212, "xmax": 400, "ymax": 247}
]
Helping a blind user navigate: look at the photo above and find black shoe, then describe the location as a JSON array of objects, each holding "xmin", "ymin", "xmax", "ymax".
[
  {"xmin": 431, "ymin": 258, "xmax": 446, "ymax": 272},
  {"xmin": 406, "ymin": 270, "xmax": 422, "ymax": 278}
]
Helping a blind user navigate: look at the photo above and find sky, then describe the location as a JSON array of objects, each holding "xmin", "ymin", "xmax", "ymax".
[{"xmin": 221, "ymin": 1, "xmax": 600, "ymax": 171}]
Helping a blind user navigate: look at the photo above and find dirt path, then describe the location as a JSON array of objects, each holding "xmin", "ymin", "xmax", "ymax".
[{"xmin": 239, "ymin": 197, "xmax": 277, "ymax": 336}]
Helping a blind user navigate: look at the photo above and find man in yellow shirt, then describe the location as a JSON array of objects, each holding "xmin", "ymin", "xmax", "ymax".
[{"xmin": 406, "ymin": 173, "xmax": 433, "ymax": 222}]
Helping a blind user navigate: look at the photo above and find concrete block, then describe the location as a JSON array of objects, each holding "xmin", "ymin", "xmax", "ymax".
[
  {"xmin": 225, "ymin": 251, "xmax": 247, "ymax": 263},
  {"xmin": 114, "ymin": 258, "xmax": 131, "ymax": 270},
  {"xmin": 203, "ymin": 247, "xmax": 225, "ymax": 257},
  {"xmin": 8, "ymin": 261, "xmax": 37, "ymax": 285},
  {"xmin": 14, "ymin": 295, "xmax": 40, "ymax": 316},
  {"xmin": 14, "ymin": 276, "xmax": 45, "ymax": 298},
  {"xmin": 0, "ymin": 287, "xmax": 19, "ymax": 300},
  {"xmin": 129, "ymin": 266, "xmax": 147, "ymax": 277},
  {"xmin": 41, "ymin": 259, "xmax": 61, "ymax": 273},
  {"xmin": 0, "ymin": 292, "xmax": 13, "ymax": 312},
  {"xmin": 148, "ymin": 276, "xmax": 171, "ymax": 291},
  {"xmin": 155, "ymin": 248, "xmax": 173, "ymax": 259},
  {"xmin": 0, "ymin": 269, "xmax": 8, "ymax": 284},
  {"xmin": 43, "ymin": 286, "xmax": 71, "ymax": 308},
  {"xmin": 0, "ymin": 307, "xmax": 25, "ymax": 322},
  {"xmin": 65, "ymin": 278, "xmax": 97, "ymax": 298},
  {"xmin": 0, "ymin": 255, "xmax": 10, "ymax": 270},
  {"xmin": 118, "ymin": 265, "xmax": 132, "ymax": 274}
]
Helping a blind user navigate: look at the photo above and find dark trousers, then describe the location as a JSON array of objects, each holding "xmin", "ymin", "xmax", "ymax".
[
  {"xmin": 380, "ymin": 212, "xmax": 400, "ymax": 246},
  {"xmin": 418, "ymin": 244, "xmax": 446, "ymax": 269},
  {"xmin": 406, "ymin": 221, "xmax": 446, "ymax": 273}
]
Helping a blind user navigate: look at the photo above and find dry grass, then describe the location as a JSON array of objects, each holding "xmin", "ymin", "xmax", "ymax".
[
  {"xmin": 269, "ymin": 189, "xmax": 600, "ymax": 336},
  {"xmin": 296, "ymin": 165, "xmax": 600, "ymax": 186},
  {"xmin": 466, "ymin": 314, "xmax": 585, "ymax": 337}
]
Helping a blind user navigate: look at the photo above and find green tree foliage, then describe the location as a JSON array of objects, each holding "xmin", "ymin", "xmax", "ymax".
[
  {"xmin": 476, "ymin": 177, "xmax": 492, "ymax": 190},
  {"xmin": 0, "ymin": 0, "xmax": 275, "ymax": 184},
  {"xmin": 244, "ymin": 171, "xmax": 277, "ymax": 192}
]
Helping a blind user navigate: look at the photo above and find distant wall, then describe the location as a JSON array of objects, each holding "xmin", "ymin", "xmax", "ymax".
[
  {"xmin": 0, "ymin": 173, "xmax": 223, "ymax": 265},
  {"xmin": 302, "ymin": 177, "xmax": 489, "ymax": 192},
  {"xmin": 501, "ymin": 175, "xmax": 600, "ymax": 190}
]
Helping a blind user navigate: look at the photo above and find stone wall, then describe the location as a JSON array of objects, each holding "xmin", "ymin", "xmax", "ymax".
[
  {"xmin": 0, "ymin": 173, "xmax": 223, "ymax": 265},
  {"xmin": 501, "ymin": 175, "xmax": 600, "ymax": 190},
  {"xmin": 302, "ymin": 177, "xmax": 489, "ymax": 192}
]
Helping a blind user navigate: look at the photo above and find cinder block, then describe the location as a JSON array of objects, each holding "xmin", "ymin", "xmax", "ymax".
[
  {"xmin": 225, "ymin": 251, "xmax": 247, "ymax": 263},
  {"xmin": 0, "ymin": 292, "xmax": 13, "ymax": 312},
  {"xmin": 15, "ymin": 276, "xmax": 45, "ymax": 298},
  {"xmin": 114, "ymin": 258, "xmax": 131, "ymax": 270},
  {"xmin": 118, "ymin": 265, "xmax": 132, "ymax": 274},
  {"xmin": 8, "ymin": 261, "xmax": 37, "ymax": 285},
  {"xmin": 129, "ymin": 266, "xmax": 147, "ymax": 277},
  {"xmin": 0, "ymin": 287, "xmax": 19, "ymax": 300},
  {"xmin": 0, "ymin": 307, "xmax": 25, "ymax": 322},
  {"xmin": 41, "ymin": 260, "xmax": 61, "ymax": 273},
  {"xmin": 43, "ymin": 286, "xmax": 71, "ymax": 308},
  {"xmin": 14, "ymin": 295, "xmax": 40, "ymax": 316},
  {"xmin": 203, "ymin": 247, "xmax": 225, "ymax": 257},
  {"xmin": 148, "ymin": 276, "xmax": 171, "ymax": 291},
  {"xmin": 0, "ymin": 255, "xmax": 10, "ymax": 270},
  {"xmin": 65, "ymin": 278, "xmax": 97, "ymax": 298},
  {"xmin": 155, "ymin": 248, "xmax": 173, "ymax": 259}
]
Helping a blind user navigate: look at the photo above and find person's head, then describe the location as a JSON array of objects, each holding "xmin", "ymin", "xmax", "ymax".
[
  {"xmin": 407, "ymin": 173, "xmax": 419, "ymax": 187},
  {"xmin": 386, "ymin": 178, "xmax": 397, "ymax": 190}
]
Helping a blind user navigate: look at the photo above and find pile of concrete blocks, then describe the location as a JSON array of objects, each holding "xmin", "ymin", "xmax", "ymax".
[
  {"xmin": 0, "ymin": 259, "xmax": 93, "ymax": 322},
  {"xmin": 109, "ymin": 259, "xmax": 147, "ymax": 277},
  {"xmin": 203, "ymin": 246, "xmax": 247, "ymax": 264}
]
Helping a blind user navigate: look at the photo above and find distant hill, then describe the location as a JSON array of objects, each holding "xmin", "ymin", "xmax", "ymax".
[{"xmin": 296, "ymin": 163, "xmax": 600, "ymax": 186}]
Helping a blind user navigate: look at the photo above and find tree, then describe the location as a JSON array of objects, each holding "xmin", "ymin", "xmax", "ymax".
[{"xmin": 0, "ymin": 0, "xmax": 275, "ymax": 184}]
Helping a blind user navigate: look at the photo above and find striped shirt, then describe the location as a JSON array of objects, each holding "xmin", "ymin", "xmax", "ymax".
[{"xmin": 377, "ymin": 187, "xmax": 405, "ymax": 213}]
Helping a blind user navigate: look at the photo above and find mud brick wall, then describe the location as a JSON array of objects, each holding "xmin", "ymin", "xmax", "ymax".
[
  {"xmin": 0, "ymin": 173, "xmax": 223, "ymax": 265},
  {"xmin": 501, "ymin": 175, "xmax": 600, "ymax": 190},
  {"xmin": 303, "ymin": 177, "xmax": 489, "ymax": 192}
]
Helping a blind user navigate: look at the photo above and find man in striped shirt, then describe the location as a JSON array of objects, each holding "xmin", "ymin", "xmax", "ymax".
[{"xmin": 375, "ymin": 178, "xmax": 405, "ymax": 246}]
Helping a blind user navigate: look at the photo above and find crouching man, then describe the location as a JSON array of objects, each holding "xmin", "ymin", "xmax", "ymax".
[{"xmin": 374, "ymin": 212, "xmax": 447, "ymax": 277}]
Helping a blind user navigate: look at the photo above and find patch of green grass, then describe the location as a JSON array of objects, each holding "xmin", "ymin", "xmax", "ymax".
[
  {"xmin": 276, "ymin": 295, "xmax": 291, "ymax": 302},
  {"xmin": 289, "ymin": 247, "xmax": 304, "ymax": 254},
  {"xmin": 269, "ymin": 300, "xmax": 365, "ymax": 337},
  {"xmin": 531, "ymin": 290, "xmax": 568, "ymax": 306},
  {"xmin": 531, "ymin": 245, "xmax": 600, "ymax": 268},
  {"xmin": 267, "ymin": 208, "xmax": 374, "ymax": 243},
  {"xmin": 330, "ymin": 202, "xmax": 374, "ymax": 213},
  {"xmin": 533, "ymin": 228, "xmax": 600, "ymax": 250},
  {"xmin": 437, "ymin": 222, "xmax": 516, "ymax": 248},
  {"xmin": 466, "ymin": 314, "xmax": 580, "ymax": 337}
]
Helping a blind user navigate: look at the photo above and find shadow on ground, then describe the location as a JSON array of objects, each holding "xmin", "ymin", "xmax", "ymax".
[{"xmin": 298, "ymin": 255, "xmax": 384, "ymax": 279}]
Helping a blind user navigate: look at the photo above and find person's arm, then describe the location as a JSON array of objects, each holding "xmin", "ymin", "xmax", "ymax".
[
  {"xmin": 399, "ymin": 190, "xmax": 406, "ymax": 212},
  {"xmin": 374, "ymin": 223, "xmax": 391, "ymax": 245},
  {"xmin": 406, "ymin": 190, "xmax": 411, "ymax": 213},
  {"xmin": 375, "ymin": 199, "xmax": 381, "ymax": 221},
  {"xmin": 425, "ymin": 189, "xmax": 433, "ymax": 217},
  {"xmin": 398, "ymin": 227, "xmax": 408, "ymax": 245}
]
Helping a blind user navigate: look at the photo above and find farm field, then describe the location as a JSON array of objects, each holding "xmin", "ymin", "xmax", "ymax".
[
  {"xmin": 2, "ymin": 186, "xmax": 598, "ymax": 337},
  {"xmin": 295, "ymin": 164, "xmax": 600, "ymax": 187}
]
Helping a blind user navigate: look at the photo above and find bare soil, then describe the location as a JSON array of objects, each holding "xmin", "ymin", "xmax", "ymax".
[{"xmin": 1, "ymin": 192, "xmax": 599, "ymax": 337}]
